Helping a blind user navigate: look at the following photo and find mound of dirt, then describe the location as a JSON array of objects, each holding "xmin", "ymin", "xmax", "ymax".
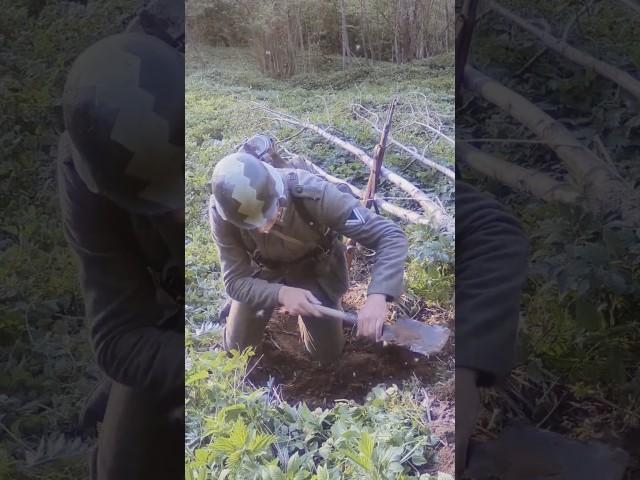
[{"xmin": 246, "ymin": 283, "xmax": 453, "ymax": 408}]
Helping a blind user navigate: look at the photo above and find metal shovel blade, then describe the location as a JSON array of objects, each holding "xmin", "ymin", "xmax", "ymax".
[
  {"xmin": 380, "ymin": 317, "xmax": 450, "ymax": 356},
  {"xmin": 312, "ymin": 305, "xmax": 450, "ymax": 356},
  {"xmin": 465, "ymin": 425, "xmax": 630, "ymax": 480}
]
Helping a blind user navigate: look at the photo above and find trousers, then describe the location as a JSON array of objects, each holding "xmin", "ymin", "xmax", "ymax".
[
  {"xmin": 90, "ymin": 381, "xmax": 183, "ymax": 480},
  {"xmin": 223, "ymin": 271, "xmax": 345, "ymax": 365}
]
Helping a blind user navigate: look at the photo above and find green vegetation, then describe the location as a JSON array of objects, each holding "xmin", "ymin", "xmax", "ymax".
[
  {"xmin": 188, "ymin": 0, "xmax": 453, "ymax": 78},
  {"xmin": 186, "ymin": 45, "xmax": 455, "ymax": 477},
  {"xmin": 185, "ymin": 345, "xmax": 448, "ymax": 480},
  {"xmin": 458, "ymin": 0, "xmax": 640, "ymax": 445},
  {"xmin": 0, "ymin": 1, "xmax": 143, "ymax": 478}
]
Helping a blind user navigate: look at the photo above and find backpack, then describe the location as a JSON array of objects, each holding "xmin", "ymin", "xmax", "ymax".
[{"xmin": 208, "ymin": 133, "xmax": 357, "ymax": 235}]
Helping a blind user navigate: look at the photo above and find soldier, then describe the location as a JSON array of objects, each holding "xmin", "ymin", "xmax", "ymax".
[
  {"xmin": 208, "ymin": 151, "xmax": 409, "ymax": 364},
  {"xmin": 58, "ymin": 15, "xmax": 184, "ymax": 480}
]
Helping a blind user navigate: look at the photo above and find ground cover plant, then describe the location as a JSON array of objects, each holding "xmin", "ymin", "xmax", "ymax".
[{"xmin": 0, "ymin": 1, "xmax": 143, "ymax": 478}]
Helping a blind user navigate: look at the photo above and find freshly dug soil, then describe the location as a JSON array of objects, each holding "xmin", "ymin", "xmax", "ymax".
[{"xmin": 246, "ymin": 284, "xmax": 453, "ymax": 408}]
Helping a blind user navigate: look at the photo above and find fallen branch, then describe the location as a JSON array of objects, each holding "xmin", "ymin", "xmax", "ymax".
[
  {"xmin": 300, "ymin": 157, "xmax": 433, "ymax": 225},
  {"xmin": 352, "ymin": 104, "xmax": 455, "ymax": 180},
  {"xmin": 489, "ymin": 0, "xmax": 640, "ymax": 100},
  {"xmin": 389, "ymin": 135, "xmax": 454, "ymax": 180},
  {"xmin": 259, "ymin": 104, "xmax": 452, "ymax": 230},
  {"xmin": 464, "ymin": 66, "xmax": 640, "ymax": 224},
  {"xmin": 414, "ymin": 122, "xmax": 454, "ymax": 145},
  {"xmin": 457, "ymin": 142, "xmax": 581, "ymax": 205}
]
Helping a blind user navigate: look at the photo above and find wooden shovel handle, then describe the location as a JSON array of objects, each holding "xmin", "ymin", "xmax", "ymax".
[{"xmin": 315, "ymin": 304, "xmax": 358, "ymax": 327}]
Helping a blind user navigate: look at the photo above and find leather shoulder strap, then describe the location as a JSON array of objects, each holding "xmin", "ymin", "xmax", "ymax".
[{"xmin": 285, "ymin": 172, "xmax": 337, "ymax": 248}]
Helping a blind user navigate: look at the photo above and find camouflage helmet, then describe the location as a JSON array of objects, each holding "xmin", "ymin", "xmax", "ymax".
[
  {"xmin": 211, "ymin": 152, "xmax": 285, "ymax": 229},
  {"xmin": 125, "ymin": 0, "xmax": 185, "ymax": 52},
  {"xmin": 62, "ymin": 33, "xmax": 184, "ymax": 215}
]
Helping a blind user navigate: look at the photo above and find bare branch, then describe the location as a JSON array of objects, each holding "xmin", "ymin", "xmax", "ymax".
[
  {"xmin": 489, "ymin": 0, "xmax": 640, "ymax": 100},
  {"xmin": 457, "ymin": 142, "xmax": 581, "ymax": 205},
  {"xmin": 414, "ymin": 122, "xmax": 455, "ymax": 145},
  {"xmin": 465, "ymin": 66, "xmax": 640, "ymax": 225},
  {"xmin": 352, "ymin": 104, "xmax": 455, "ymax": 180}
]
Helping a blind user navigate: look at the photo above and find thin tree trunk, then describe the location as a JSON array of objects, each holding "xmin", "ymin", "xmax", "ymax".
[
  {"xmin": 340, "ymin": 0, "xmax": 352, "ymax": 68},
  {"xmin": 361, "ymin": 0, "xmax": 373, "ymax": 62},
  {"xmin": 444, "ymin": 0, "xmax": 450, "ymax": 51},
  {"xmin": 392, "ymin": 0, "xmax": 400, "ymax": 62},
  {"xmin": 456, "ymin": 0, "xmax": 480, "ymax": 102},
  {"xmin": 359, "ymin": 0, "xmax": 367, "ymax": 60}
]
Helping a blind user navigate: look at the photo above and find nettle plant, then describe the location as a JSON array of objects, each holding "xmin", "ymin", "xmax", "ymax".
[
  {"xmin": 519, "ymin": 203, "xmax": 640, "ymax": 387},
  {"xmin": 185, "ymin": 346, "xmax": 447, "ymax": 480},
  {"xmin": 404, "ymin": 225, "xmax": 454, "ymax": 306},
  {"xmin": 525, "ymin": 204, "xmax": 640, "ymax": 330}
]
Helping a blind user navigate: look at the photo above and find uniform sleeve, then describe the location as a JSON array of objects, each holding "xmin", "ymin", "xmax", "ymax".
[
  {"xmin": 312, "ymin": 182, "xmax": 409, "ymax": 301},
  {"xmin": 56, "ymin": 133, "xmax": 183, "ymax": 398},
  {"xmin": 455, "ymin": 180, "xmax": 529, "ymax": 386},
  {"xmin": 208, "ymin": 197, "xmax": 283, "ymax": 310}
]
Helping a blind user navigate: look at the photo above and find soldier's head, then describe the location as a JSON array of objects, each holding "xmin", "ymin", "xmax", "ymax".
[
  {"xmin": 210, "ymin": 152, "xmax": 285, "ymax": 232},
  {"xmin": 62, "ymin": 33, "xmax": 185, "ymax": 222}
]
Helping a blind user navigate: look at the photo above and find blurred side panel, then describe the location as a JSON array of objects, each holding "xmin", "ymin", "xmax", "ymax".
[{"xmin": 455, "ymin": 0, "xmax": 638, "ymax": 478}]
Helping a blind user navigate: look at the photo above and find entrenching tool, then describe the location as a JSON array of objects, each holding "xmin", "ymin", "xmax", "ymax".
[
  {"xmin": 314, "ymin": 304, "xmax": 450, "ymax": 356},
  {"xmin": 465, "ymin": 425, "xmax": 630, "ymax": 480}
]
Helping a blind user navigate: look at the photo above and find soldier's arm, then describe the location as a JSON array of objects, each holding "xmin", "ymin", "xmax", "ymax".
[
  {"xmin": 455, "ymin": 180, "xmax": 529, "ymax": 386},
  {"xmin": 208, "ymin": 198, "xmax": 282, "ymax": 310},
  {"xmin": 57, "ymin": 133, "xmax": 183, "ymax": 397},
  {"xmin": 311, "ymin": 182, "xmax": 409, "ymax": 301}
]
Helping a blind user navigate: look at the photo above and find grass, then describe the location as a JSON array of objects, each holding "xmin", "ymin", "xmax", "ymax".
[{"xmin": 185, "ymin": 45, "xmax": 455, "ymax": 478}]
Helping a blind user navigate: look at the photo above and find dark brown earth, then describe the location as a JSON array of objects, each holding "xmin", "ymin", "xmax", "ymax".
[{"xmin": 246, "ymin": 284, "xmax": 453, "ymax": 408}]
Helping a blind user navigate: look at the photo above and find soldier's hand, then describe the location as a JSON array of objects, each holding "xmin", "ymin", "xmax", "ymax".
[
  {"xmin": 356, "ymin": 294, "xmax": 387, "ymax": 341},
  {"xmin": 277, "ymin": 286, "xmax": 323, "ymax": 317}
]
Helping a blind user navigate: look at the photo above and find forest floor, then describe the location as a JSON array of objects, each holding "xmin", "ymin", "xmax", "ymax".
[
  {"xmin": 0, "ymin": 2, "xmax": 142, "ymax": 479},
  {"xmin": 185, "ymin": 45, "xmax": 456, "ymax": 478},
  {"xmin": 247, "ymin": 250, "xmax": 455, "ymax": 451}
]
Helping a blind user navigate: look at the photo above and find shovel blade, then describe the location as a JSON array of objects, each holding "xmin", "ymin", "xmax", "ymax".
[
  {"xmin": 381, "ymin": 317, "xmax": 450, "ymax": 356},
  {"xmin": 466, "ymin": 426, "xmax": 630, "ymax": 480}
]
